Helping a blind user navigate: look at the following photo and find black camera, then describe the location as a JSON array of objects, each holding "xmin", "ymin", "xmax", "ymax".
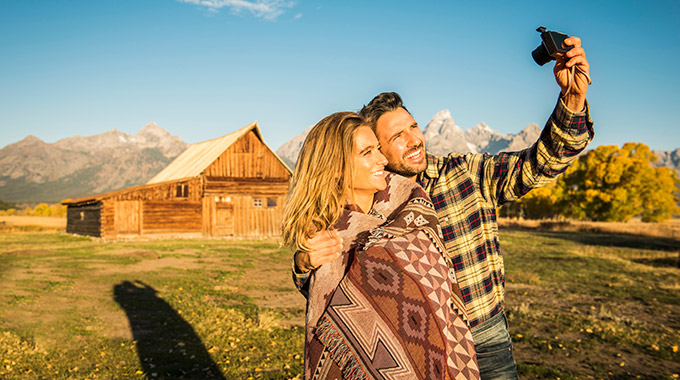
[{"xmin": 532, "ymin": 26, "xmax": 572, "ymax": 66}]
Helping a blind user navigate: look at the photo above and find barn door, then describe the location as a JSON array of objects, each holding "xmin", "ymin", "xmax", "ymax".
[
  {"xmin": 215, "ymin": 201, "xmax": 234, "ymax": 236},
  {"xmin": 115, "ymin": 200, "xmax": 141, "ymax": 235}
]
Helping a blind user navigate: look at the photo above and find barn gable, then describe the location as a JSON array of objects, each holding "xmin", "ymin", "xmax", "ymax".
[
  {"xmin": 147, "ymin": 122, "xmax": 290, "ymax": 184},
  {"xmin": 204, "ymin": 130, "xmax": 291, "ymax": 180}
]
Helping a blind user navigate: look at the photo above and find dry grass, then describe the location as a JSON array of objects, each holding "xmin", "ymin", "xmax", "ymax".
[
  {"xmin": 499, "ymin": 216, "xmax": 680, "ymax": 241},
  {"xmin": 0, "ymin": 216, "xmax": 66, "ymax": 229}
]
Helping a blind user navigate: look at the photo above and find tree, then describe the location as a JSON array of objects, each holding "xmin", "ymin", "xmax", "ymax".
[
  {"xmin": 500, "ymin": 143, "xmax": 680, "ymax": 222},
  {"xmin": 499, "ymin": 181, "xmax": 561, "ymax": 219},
  {"xmin": 557, "ymin": 143, "xmax": 679, "ymax": 222}
]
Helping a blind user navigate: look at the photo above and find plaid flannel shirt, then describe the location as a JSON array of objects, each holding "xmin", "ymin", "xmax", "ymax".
[{"xmin": 292, "ymin": 96, "xmax": 593, "ymax": 326}]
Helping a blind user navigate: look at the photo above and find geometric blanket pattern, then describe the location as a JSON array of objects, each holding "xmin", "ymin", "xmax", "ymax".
[{"xmin": 304, "ymin": 174, "xmax": 479, "ymax": 380}]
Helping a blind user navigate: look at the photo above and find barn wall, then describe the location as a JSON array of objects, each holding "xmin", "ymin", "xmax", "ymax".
[
  {"xmin": 111, "ymin": 178, "xmax": 202, "ymax": 202},
  {"xmin": 101, "ymin": 200, "xmax": 115, "ymax": 239},
  {"xmin": 204, "ymin": 131, "xmax": 291, "ymax": 180},
  {"xmin": 203, "ymin": 178, "xmax": 289, "ymax": 237},
  {"xmin": 66, "ymin": 203, "xmax": 102, "ymax": 237},
  {"xmin": 141, "ymin": 200, "xmax": 202, "ymax": 233}
]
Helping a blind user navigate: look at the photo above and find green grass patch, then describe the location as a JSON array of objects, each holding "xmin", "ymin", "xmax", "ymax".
[{"xmin": 0, "ymin": 228, "xmax": 678, "ymax": 379}]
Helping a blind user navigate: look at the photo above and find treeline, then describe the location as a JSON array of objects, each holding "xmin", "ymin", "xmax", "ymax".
[
  {"xmin": 0, "ymin": 202, "xmax": 67, "ymax": 217},
  {"xmin": 500, "ymin": 142, "xmax": 680, "ymax": 222}
]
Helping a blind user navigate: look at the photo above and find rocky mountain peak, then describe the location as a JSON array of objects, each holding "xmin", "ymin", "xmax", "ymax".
[
  {"xmin": 21, "ymin": 135, "xmax": 45, "ymax": 144},
  {"xmin": 424, "ymin": 109, "xmax": 463, "ymax": 139},
  {"xmin": 138, "ymin": 122, "xmax": 165, "ymax": 136},
  {"xmin": 275, "ymin": 125, "xmax": 313, "ymax": 169},
  {"xmin": 0, "ymin": 123, "xmax": 190, "ymax": 202}
]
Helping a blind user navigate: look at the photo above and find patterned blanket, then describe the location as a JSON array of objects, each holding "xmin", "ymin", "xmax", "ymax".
[{"xmin": 304, "ymin": 174, "xmax": 479, "ymax": 380}]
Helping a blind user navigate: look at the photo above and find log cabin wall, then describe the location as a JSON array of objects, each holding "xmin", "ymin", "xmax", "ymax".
[{"xmin": 66, "ymin": 202, "xmax": 102, "ymax": 237}]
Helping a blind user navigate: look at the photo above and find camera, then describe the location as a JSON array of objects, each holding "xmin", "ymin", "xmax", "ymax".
[{"xmin": 532, "ymin": 26, "xmax": 572, "ymax": 66}]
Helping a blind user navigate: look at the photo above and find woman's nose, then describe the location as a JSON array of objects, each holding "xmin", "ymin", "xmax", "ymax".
[{"xmin": 377, "ymin": 151, "xmax": 388, "ymax": 166}]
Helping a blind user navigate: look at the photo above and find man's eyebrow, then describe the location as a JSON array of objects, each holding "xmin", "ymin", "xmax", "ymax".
[
  {"xmin": 388, "ymin": 122, "xmax": 418, "ymax": 142},
  {"xmin": 388, "ymin": 131, "xmax": 403, "ymax": 142}
]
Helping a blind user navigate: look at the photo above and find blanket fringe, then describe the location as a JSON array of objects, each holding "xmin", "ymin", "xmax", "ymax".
[{"xmin": 314, "ymin": 315, "xmax": 368, "ymax": 380}]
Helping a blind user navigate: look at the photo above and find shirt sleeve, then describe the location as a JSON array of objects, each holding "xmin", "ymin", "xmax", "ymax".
[
  {"xmin": 291, "ymin": 251, "xmax": 311, "ymax": 298},
  {"xmin": 467, "ymin": 95, "xmax": 594, "ymax": 207}
]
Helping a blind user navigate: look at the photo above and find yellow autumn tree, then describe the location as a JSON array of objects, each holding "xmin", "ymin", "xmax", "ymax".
[
  {"xmin": 556, "ymin": 143, "xmax": 679, "ymax": 222},
  {"xmin": 500, "ymin": 142, "xmax": 680, "ymax": 222},
  {"xmin": 499, "ymin": 181, "xmax": 561, "ymax": 219}
]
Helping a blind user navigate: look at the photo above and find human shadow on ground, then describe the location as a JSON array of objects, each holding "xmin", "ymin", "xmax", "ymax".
[{"xmin": 113, "ymin": 280, "xmax": 226, "ymax": 380}]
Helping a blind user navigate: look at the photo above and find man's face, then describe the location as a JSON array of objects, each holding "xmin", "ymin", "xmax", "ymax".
[{"xmin": 374, "ymin": 107, "xmax": 427, "ymax": 179}]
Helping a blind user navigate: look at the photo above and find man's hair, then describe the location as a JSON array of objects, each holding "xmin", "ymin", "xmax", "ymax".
[
  {"xmin": 282, "ymin": 112, "xmax": 365, "ymax": 253},
  {"xmin": 359, "ymin": 92, "xmax": 410, "ymax": 130}
]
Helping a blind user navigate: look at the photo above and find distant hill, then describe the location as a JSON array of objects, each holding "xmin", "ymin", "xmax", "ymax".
[{"xmin": 0, "ymin": 123, "xmax": 189, "ymax": 203}]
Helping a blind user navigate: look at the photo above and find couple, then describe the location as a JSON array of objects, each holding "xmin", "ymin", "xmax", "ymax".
[{"xmin": 283, "ymin": 36, "xmax": 593, "ymax": 380}]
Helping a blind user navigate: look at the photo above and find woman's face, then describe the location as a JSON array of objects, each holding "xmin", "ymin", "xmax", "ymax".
[{"xmin": 351, "ymin": 126, "xmax": 388, "ymax": 195}]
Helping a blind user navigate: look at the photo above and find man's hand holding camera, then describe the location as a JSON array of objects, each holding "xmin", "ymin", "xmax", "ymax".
[{"xmin": 553, "ymin": 36, "xmax": 590, "ymax": 112}]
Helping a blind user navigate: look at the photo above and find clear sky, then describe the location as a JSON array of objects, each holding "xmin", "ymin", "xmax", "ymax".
[{"xmin": 1, "ymin": 0, "xmax": 679, "ymax": 152}]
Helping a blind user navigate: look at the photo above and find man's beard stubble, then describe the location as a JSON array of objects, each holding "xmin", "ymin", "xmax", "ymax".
[{"xmin": 385, "ymin": 143, "xmax": 426, "ymax": 178}]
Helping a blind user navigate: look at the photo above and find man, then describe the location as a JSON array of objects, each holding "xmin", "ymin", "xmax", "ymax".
[{"xmin": 292, "ymin": 36, "xmax": 592, "ymax": 379}]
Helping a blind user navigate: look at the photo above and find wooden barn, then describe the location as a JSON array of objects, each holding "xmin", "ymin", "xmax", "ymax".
[{"xmin": 62, "ymin": 122, "xmax": 292, "ymax": 239}]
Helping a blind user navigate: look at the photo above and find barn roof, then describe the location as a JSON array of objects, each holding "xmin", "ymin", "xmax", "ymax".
[{"xmin": 146, "ymin": 121, "xmax": 291, "ymax": 185}]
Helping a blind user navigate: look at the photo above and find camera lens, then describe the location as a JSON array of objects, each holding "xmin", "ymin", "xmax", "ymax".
[{"xmin": 532, "ymin": 44, "xmax": 552, "ymax": 66}]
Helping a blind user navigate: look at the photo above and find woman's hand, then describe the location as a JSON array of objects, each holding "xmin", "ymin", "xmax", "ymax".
[{"xmin": 295, "ymin": 230, "xmax": 344, "ymax": 273}]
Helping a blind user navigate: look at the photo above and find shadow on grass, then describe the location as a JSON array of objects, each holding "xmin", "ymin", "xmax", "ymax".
[{"xmin": 113, "ymin": 281, "xmax": 226, "ymax": 380}]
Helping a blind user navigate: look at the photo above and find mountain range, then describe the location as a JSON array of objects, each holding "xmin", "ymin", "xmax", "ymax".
[
  {"xmin": 1, "ymin": 114, "xmax": 678, "ymax": 204},
  {"xmin": 276, "ymin": 109, "xmax": 544, "ymax": 167},
  {"xmin": 0, "ymin": 123, "xmax": 188, "ymax": 203}
]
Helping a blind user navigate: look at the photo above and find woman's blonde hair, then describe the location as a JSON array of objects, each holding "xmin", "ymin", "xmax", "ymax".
[{"xmin": 282, "ymin": 111, "xmax": 365, "ymax": 252}]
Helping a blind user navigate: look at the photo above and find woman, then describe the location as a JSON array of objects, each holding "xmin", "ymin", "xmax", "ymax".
[{"xmin": 283, "ymin": 112, "xmax": 479, "ymax": 380}]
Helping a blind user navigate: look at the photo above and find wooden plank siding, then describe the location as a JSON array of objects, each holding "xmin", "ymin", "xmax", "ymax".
[
  {"xmin": 141, "ymin": 200, "xmax": 202, "ymax": 233},
  {"xmin": 111, "ymin": 179, "xmax": 202, "ymax": 202},
  {"xmin": 204, "ymin": 131, "xmax": 291, "ymax": 180},
  {"xmin": 203, "ymin": 177, "xmax": 288, "ymax": 237},
  {"xmin": 66, "ymin": 203, "xmax": 102, "ymax": 237},
  {"xmin": 100, "ymin": 201, "xmax": 116, "ymax": 239}
]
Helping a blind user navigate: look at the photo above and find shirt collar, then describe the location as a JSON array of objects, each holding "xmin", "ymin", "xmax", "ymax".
[{"xmin": 417, "ymin": 152, "xmax": 441, "ymax": 183}]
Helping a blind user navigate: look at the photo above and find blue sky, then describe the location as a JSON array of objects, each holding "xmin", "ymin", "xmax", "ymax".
[{"xmin": 1, "ymin": 0, "xmax": 679, "ymax": 152}]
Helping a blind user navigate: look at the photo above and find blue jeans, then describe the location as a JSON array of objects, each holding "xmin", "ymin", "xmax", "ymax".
[{"xmin": 470, "ymin": 311, "xmax": 519, "ymax": 380}]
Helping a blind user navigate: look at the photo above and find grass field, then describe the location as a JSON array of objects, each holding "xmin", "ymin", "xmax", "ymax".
[{"xmin": 0, "ymin": 223, "xmax": 678, "ymax": 379}]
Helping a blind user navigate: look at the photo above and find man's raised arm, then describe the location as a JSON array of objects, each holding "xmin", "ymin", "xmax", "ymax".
[{"xmin": 467, "ymin": 36, "xmax": 593, "ymax": 206}]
